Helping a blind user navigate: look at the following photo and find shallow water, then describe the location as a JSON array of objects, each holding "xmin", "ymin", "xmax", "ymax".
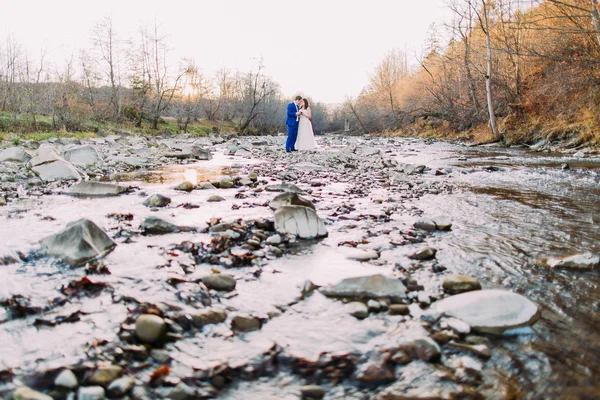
[{"xmin": 1, "ymin": 137, "xmax": 600, "ymax": 398}]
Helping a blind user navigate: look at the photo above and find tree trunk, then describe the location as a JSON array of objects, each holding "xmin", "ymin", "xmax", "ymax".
[
  {"xmin": 592, "ymin": 0, "xmax": 600, "ymax": 49},
  {"xmin": 482, "ymin": 2, "xmax": 501, "ymax": 140}
]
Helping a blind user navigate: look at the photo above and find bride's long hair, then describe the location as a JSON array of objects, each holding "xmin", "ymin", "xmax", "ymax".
[{"xmin": 301, "ymin": 98, "xmax": 310, "ymax": 109}]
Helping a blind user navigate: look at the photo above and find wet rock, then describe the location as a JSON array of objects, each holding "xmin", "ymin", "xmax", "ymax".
[
  {"xmin": 142, "ymin": 217, "xmax": 180, "ymax": 234},
  {"xmin": 432, "ymin": 289, "xmax": 540, "ymax": 334},
  {"xmin": 143, "ymin": 194, "xmax": 171, "ymax": 207},
  {"xmin": 447, "ymin": 341, "xmax": 491, "ymax": 359},
  {"xmin": 442, "ymin": 274, "xmax": 481, "ymax": 293},
  {"xmin": 408, "ymin": 246, "xmax": 437, "ymax": 260},
  {"xmin": 0, "ymin": 196, "xmax": 6, "ymax": 206},
  {"xmin": 321, "ymin": 274, "xmax": 407, "ymax": 302},
  {"xmin": 207, "ymin": 195, "xmax": 225, "ymax": 202},
  {"xmin": 398, "ymin": 337, "xmax": 441, "ymax": 362},
  {"xmin": 77, "ymin": 386, "xmax": 105, "ymax": 400},
  {"xmin": 13, "ymin": 386, "xmax": 53, "ymax": 400},
  {"xmin": 0, "ymin": 146, "xmax": 30, "ymax": 163},
  {"xmin": 300, "ymin": 280, "xmax": 319, "ymax": 299},
  {"xmin": 367, "ymin": 299, "xmax": 381, "ymax": 312},
  {"xmin": 197, "ymin": 181, "xmax": 216, "ymax": 190},
  {"xmin": 219, "ymin": 177, "xmax": 234, "ymax": 189},
  {"xmin": 266, "ymin": 234, "xmax": 282, "ymax": 245},
  {"xmin": 389, "ymin": 304, "xmax": 410, "ymax": 315},
  {"xmin": 413, "ymin": 216, "xmax": 452, "ymax": 231},
  {"xmin": 32, "ymin": 160, "xmax": 80, "ymax": 181},
  {"xmin": 200, "ymin": 274, "xmax": 236, "ymax": 291},
  {"xmin": 300, "ymin": 385, "xmax": 325, "ymax": 400},
  {"xmin": 29, "ymin": 144, "xmax": 60, "ymax": 166},
  {"xmin": 231, "ymin": 315, "xmax": 262, "ymax": 331},
  {"xmin": 174, "ymin": 181, "xmax": 195, "ymax": 192},
  {"xmin": 274, "ymin": 206, "xmax": 328, "ymax": 239},
  {"xmin": 356, "ymin": 356, "xmax": 395, "ymax": 384},
  {"xmin": 61, "ymin": 145, "xmax": 102, "ymax": 166},
  {"xmin": 135, "ymin": 314, "xmax": 166, "ymax": 343},
  {"xmin": 265, "ymin": 183, "xmax": 305, "ymax": 193},
  {"xmin": 64, "ymin": 181, "xmax": 128, "ymax": 197},
  {"xmin": 291, "ymin": 162, "xmax": 327, "ymax": 172},
  {"xmin": 54, "ymin": 369, "xmax": 78, "ymax": 389},
  {"xmin": 107, "ymin": 376, "xmax": 135, "ymax": 397},
  {"xmin": 343, "ymin": 248, "xmax": 379, "ymax": 262},
  {"xmin": 167, "ymin": 382, "xmax": 196, "ymax": 400},
  {"xmin": 268, "ymin": 192, "xmax": 315, "ymax": 211},
  {"xmin": 182, "ymin": 144, "xmax": 211, "ymax": 160},
  {"xmin": 443, "ymin": 317, "xmax": 471, "ymax": 335},
  {"xmin": 190, "ymin": 309, "xmax": 227, "ymax": 328},
  {"xmin": 347, "ymin": 302, "xmax": 369, "ymax": 319},
  {"xmin": 88, "ymin": 364, "xmax": 123, "ymax": 385},
  {"xmin": 40, "ymin": 219, "xmax": 116, "ymax": 266},
  {"xmin": 418, "ymin": 292, "xmax": 431, "ymax": 306},
  {"xmin": 546, "ymin": 253, "xmax": 600, "ymax": 270}
]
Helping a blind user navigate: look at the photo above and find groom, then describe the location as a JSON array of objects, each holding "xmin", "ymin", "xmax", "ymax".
[{"xmin": 285, "ymin": 95, "xmax": 303, "ymax": 152}]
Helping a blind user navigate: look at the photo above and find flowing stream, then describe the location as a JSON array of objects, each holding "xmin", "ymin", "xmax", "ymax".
[{"xmin": 0, "ymin": 137, "xmax": 599, "ymax": 399}]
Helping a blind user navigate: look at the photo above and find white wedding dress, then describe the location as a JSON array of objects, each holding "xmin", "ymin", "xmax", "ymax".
[{"xmin": 296, "ymin": 108, "xmax": 317, "ymax": 151}]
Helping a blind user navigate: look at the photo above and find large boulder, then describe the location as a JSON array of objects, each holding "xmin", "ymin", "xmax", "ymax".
[
  {"xmin": 265, "ymin": 183, "xmax": 305, "ymax": 194},
  {"xmin": 269, "ymin": 192, "xmax": 315, "ymax": 211},
  {"xmin": 141, "ymin": 216, "xmax": 180, "ymax": 235},
  {"xmin": 0, "ymin": 146, "xmax": 30, "ymax": 163},
  {"xmin": 32, "ymin": 160, "xmax": 81, "ymax": 181},
  {"xmin": 64, "ymin": 181, "xmax": 128, "ymax": 197},
  {"xmin": 431, "ymin": 289, "xmax": 540, "ymax": 334},
  {"xmin": 546, "ymin": 253, "xmax": 600, "ymax": 270},
  {"xmin": 29, "ymin": 144, "xmax": 60, "ymax": 166},
  {"xmin": 61, "ymin": 145, "xmax": 102, "ymax": 166},
  {"xmin": 40, "ymin": 219, "xmax": 116, "ymax": 266},
  {"xmin": 143, "ymin": 194, "xmax": 171, "ymax": 208},
  {"xmin": 181, "ymin": 145, "xmax": 211, "ymax": 160},
  {"xmin": 320, "ymin": 274, "xmax": 407, "ymax": 302},
  {"xmin": 274, "ymin": 206, "xmax": 327, "ymax": 239}
]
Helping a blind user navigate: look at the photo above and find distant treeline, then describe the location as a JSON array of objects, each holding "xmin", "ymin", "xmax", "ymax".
[
  {"xmin": 346, "ymin": 0, "xmax": 600, "ymax": 144},
  {"xmin": 0, "ymin": 19, "xmax": 345, "ymax": 135}
]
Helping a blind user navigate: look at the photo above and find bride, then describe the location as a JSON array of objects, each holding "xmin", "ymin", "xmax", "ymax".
[{"xmin": 296, "ymin": 98, "xmax": 317, "ymax": 151}]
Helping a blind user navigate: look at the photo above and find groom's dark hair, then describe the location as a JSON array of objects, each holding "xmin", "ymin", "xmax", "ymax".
[{"xmin": 295, "ymin": 95, "xmax": 302, "ymax": 101}]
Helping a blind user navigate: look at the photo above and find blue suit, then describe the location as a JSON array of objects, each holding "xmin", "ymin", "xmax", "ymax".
[{"xmin": 285, "ymin": 102, "xmax": 299, "ymax": 152}]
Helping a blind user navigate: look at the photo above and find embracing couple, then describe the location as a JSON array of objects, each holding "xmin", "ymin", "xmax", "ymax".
[{"xmin": 285, "ymin": 95, "xmax": 317, "ymax": 152}]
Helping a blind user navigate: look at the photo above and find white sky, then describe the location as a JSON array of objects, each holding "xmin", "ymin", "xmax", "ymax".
[{"xmin": 3, "ymin": 0, "xmax": 451, "ymax": 104}]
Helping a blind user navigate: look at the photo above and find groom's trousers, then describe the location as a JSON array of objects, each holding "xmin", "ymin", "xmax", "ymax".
[{"xmin": 286, "ymin": 123, "xmax": 299, "ymax": 152}]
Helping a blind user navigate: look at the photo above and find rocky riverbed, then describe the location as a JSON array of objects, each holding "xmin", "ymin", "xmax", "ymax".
[{"xmin": 0, "ymin": 134, "xmax": 599, "ymax": 399}]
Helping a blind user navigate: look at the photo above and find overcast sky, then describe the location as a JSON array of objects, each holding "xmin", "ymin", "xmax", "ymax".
[{"xmin": 3, "ymin": 0, "xmax": 451, "ymax": 104}]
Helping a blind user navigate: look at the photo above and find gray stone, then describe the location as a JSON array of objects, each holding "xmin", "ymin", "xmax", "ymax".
[
  {"xmin": 77, "ymin": 386, "xmax": 105, "ymax": 400},
  {"xmin": 143, "ymin": 194, "xmax": 171, "ymax": 207},
  {"xmin": 181, "ymin": 145, "xmax": 211, "ymax": 160},
  {"xmin": 13, "ymin": 386, "xmax": 53, "ymax": 400},
  {"xmin": 291, "ymin": 162, "xmax": 327, "ymax": 172},
  {"xmin": 40, "ymin": 219, "xmax": 116, "ymax": 266},
  {"xmin": 447, "ymin": 341, "xmax": 491, "ymax": 358},
  {"xmin": 547, "ymin": 253, "xmax": 600, "ymax": 270},
  {"xmin": 107, "ymin": 376, "xmax": 135, "ymax": 397},
  {"xmin": 418, "ymin": 292, "xmax": 431, "ymax": 306},
  {"xmin": 0, "ymin": 196, "xmax": 6, "ymax": 206},
  {"xmin": 135, "ymin": 314, "xmax": 166, "ymax": 344},
  {"xmin": 344, "ymin": 248, "xmax": 379, "ymax": 261},
  {"xmin": 109, "ymin": 156, "xmax": 148, "ymax": 166},
  {"xmin": 414, "ymin": 216, "xmax": 452, "ymax": 231},
  {"xmin": 432, "ymin": 289, "xmax": 540, "ymax": 334},
  {"xmin": 54, "ymin": 369, "xmax": 78, "ymax": 389},
  {"xmin": 61, "ymin": 145, "xmax": 102, "ymax": 166},
  {"xmin": 389, "ymin": 304, "xmax": 410, "ymax": 315},
  {"xmin": 32, "ymin": 160, "xmax": 80, "ymax": 181},
  {"xmin": 0, "ymin": 147, "xmax": 29, "ymax": 163},
  {"xmin": 442, "ymin": 274, "xmax": 482, "ymax": 293},
  {"xmin": 367, "ymin": 299, "xmax": 381, "ymax": 311},
  {"xmin": 269, "ymin": 192, "xmax": 315, "ymax": 211},
  {"xmin": 219, "ymin": 177, "xmax": 234, "ymax": 189},
  {"xmin": 321, "ymin": 274, "xmax": 407, "ymax": 302},
  {"xmin": 231, "ymin": 315, "xmax": 262, "ymax": 331},
  {"xmin": 174, "ymin": 181, "xmax": 195, "ymax": 192},
  {"xmin": 190, "ymin": 309, "xmax": 227, "ymax": 328},
  {"xmin": 197, "ymin": 181, "xmax": 216, "ymax": 190},
  {"xmin": 235, "ymin": 149, "xmax": 252, "ymax": 157},
  {"xmin": 200, "ymin": 274, "xmax": 236, "ymax": 291},
  {"xmin": 265, "ymin": 183, "xmax": 305, "ymax": 193},
  {"xmin": 142, "ymin": 217, "xmax": 180, "ymax": 234},
  {"xmin": 300, "ymin": 385, "xmax": 325, "ymax": 400},
  {"xmin": 347, "ymin": 302, "xmax": 369, "ymax": 319},
  {"xmin": 207, "ymin": 195, "xmax": 225, "ymax": 202},
  {"xmin": 408, "ymin": 246, "xmax": 437, "ymax": 260},
  {"xmin": 64, "ymin": 181, "xmax": 128, "ymax": 197},
  {"xmin": 28, "ymin": 144, "xmax": 60, "ymax": 166},
  {"xmin": 167, "ymin": 382, "xmax": 196, "ymax": 400},
  {"xmin": 274, "ymin": 206, "xmax": 328, "ymax": 239},
  {"xmin": 266, "ymin": 234, "xmax": 282, "ymax": 245},
  {"xmin": 444, "ymin": 317, "xmax": 471, "ymax": 335},
  {"xmin": 88, "ymin": 365, "xmax": 123, "ymax": 385}
]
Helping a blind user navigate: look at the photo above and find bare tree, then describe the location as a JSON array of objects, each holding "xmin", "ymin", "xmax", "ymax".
[
  {"xmin": 238, "ymin": 61, "xmax": 279, "ymax": 134},
  {"xmin": 92, "ymin": 16, "xmax": 122, "ymax": 119}
]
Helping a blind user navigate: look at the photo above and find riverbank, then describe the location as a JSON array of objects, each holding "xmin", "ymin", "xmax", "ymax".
[{"xmin": 1, "ymin": 135, "xmax": 599, "ymax": 399}]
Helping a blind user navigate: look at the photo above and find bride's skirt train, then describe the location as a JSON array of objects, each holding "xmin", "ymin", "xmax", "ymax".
[{"xmin": 296, "ymin": 117, "xmax": 317, "ymax": 151}]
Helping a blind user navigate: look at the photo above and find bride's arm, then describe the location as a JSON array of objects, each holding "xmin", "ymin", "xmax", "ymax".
[{"xmin": 305, "ymin": 108, "xmax": 312, "ymax": 119}]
